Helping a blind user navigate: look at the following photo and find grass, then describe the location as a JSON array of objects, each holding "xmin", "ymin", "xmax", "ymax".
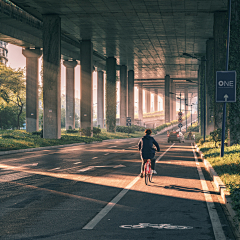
[
  {"xmin": 0, "ymin": 129, "xmax": 146, "ymax": 151},
  {"xmin": 197, "ymin": 139, "xmax": 240, "ymax": 221}
]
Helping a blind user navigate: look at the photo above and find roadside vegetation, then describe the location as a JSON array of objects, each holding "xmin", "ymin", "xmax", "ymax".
[{"xmin": 196, "ymin": 129, "xmax": 240, "ymax": 221}]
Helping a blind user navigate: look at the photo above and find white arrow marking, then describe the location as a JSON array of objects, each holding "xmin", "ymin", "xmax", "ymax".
[{"xmin": 224, "ymin": 94, "xmax": 229, "ymax": 102}]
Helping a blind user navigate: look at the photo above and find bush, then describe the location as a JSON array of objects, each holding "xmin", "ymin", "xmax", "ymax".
[
  {"xmin": 66, "ymin": 129, "xmax": 78, "ymax": 133},
  {"xmin": 93, "ymin": 127, "xmax": 101, "ymax": 136},
  {"xmin": 188, "ymin": 123, "xmax": 199, "ymax": 132},
  {"xmin": 210, "ymin": 128, "xmax": 226, "ymax": 148},
  {"xmin": 116, "ymin": 126, "xmax": 135, "ymax": 133},
  {"xmin": 80, "ymin": 127, "xmax": 92, "ymax": 136}
]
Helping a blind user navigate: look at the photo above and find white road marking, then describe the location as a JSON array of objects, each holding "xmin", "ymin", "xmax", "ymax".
[
  {"xmin": 108, "ymin": 146, "xmax": 117, "ymax": 148},
  {"xmin": 192, "ymin": 145, "xmax": 226, "ymax": 240},
  {"xmin": 104, "ymin": 153, "xmax": 109, "ymax": 155},
  {"xmin": 120, "ymin": 223, "xmax": 193, "ymax": 230},
  {"xmin": 92, "ymin": 157, "xmax": 98, "ymax": 159},
  {"xmin": 82, "ymin": 145, "xmax": 174, "ymax": 230},
  {"xmin": 79, "ymin": 165, "xmax": 126, "ymax": 172},
  {"xmin": 73, "ymin": 162, "xmax": 82, "ymax": 164},
  {"xmin": 79, "ymin": 166, "xmax": 95, "ymax": 172}
]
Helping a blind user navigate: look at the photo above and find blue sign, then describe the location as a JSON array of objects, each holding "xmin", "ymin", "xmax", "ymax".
[
  {"xmin": 126, "ymin": 117, "xmax": 131, "ymax": 126},
  {"xmin": 178, "ymin": 123, "xmax": 183, "ymax": 128},
  {"xmin": 216, "ymin": 71, "xmax": 236, "ymax": 102}
]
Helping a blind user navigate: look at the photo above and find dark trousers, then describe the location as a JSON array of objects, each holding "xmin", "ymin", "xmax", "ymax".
[{"xmin": 141, "ymin": 157, "xmax": 156, "ymax": 173}]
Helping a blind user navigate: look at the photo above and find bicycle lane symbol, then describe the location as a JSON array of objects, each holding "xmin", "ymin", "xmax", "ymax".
[{"xmin": 119, "ymin": 223, "xmax": 193, "ymax": 230}]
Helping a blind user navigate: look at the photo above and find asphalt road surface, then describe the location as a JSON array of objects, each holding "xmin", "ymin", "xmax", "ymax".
[{"xmin": 0, "ymin": 132, "xmax": 236, "ymax": 240}]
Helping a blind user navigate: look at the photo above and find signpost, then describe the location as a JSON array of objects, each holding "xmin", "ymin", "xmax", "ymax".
[
  {"xmin": 126, "ymin": 117, "xmax": 131, "ymax": 137},
  {"xmin": 178, "ymin": 112, "xmax": 183, "ymax": 131}
]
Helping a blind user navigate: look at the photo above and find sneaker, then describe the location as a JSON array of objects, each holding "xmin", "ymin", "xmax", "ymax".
[
  {"xmin": 152, "ymin": 170, "xmax": 157, "ymax": 174},
  {"xmin": 140, "ymin": 173, "xmax": 143, "ymax": 178}
]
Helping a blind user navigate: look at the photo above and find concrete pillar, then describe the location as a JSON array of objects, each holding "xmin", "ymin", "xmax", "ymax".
[
  {"xmin": 63, "ymin": 60, "xmax": 77, "ymax": 130},
  {"xmin": 42, "ymin": 15, "xmax": 61, "ymax": 139},
  {"xmin": 127, "ymin": 70, "xmax": 134, "ymax": 124},
  {"xmin": 22, "ymin": 48, "xmax": 42, "ymax": 133},
  {"xmin": 120, "ymin": 65, "xmax": 127, "ymax": 126},
  {"xmin": 80, "ymin": 40, "xmax": 93, "ymax": 135},
  {"xmin": 165, "ymin": 75, "xmax": 170, "ymax": 123},
  {"xmin": 138, "ymin": 84, "xmax": 143, "ymax": 125},
  {"xmin": 146, "ymin": 90, "xmax": 150, "ymax": 113},
  {"xmin": 172, "ymin": 83, "xmax": 176, "ymax": 120},
  {"xmin": 206, "ymin": 39, "xmax": 215, "ymax": 135},
  {"xmin": 214, "ymin": 11, "xmax": 227, "ymax": 129},
  {"xmin": 106, "ymin": 57, "xmax": 116, "ymax": 132},
  {"xmin": 169, "ymin": 79, "xmax": 173, "ymax": 121},
  {"xmin": 97, "ymin": 70, "xmax": 104, "ymax": 128},
  {"xmin": 199, "ymin": 58, "xmax": 205, "ymax": 136},
  {"xmin": 154, "ymin": 89, "xmax": 158, "ymax": 112}
]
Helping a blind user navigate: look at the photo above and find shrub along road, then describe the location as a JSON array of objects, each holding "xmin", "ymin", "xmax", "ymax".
[{"xmin": 0, "ymin": 133, "xmax": 235, "ymax": 239}]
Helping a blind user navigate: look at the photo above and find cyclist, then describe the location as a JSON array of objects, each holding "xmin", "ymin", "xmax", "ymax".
[{"xmin": 138, "ymin": 129, "xmax": 160, "ymax": 178}]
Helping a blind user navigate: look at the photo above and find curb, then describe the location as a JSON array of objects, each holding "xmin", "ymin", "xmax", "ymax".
[{"xmin": 195, "ymin": 144, "xmax": 240, "ymax": 238}]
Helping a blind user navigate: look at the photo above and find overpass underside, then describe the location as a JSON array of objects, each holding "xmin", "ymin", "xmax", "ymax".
[{"xmin": 0, "ymin": 0, "xmax": 229, "ymax": 138}]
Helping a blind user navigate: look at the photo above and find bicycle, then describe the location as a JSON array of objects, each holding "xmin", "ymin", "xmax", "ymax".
[{"xmin": 144, "ymin": 159, "xmax": 152, "ymax": 185}]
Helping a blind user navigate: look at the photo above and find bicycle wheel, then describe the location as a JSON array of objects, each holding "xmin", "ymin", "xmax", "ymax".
[
  {"xmin": 145, "ymin": 172, "xmax": 148, "ymax": 185},
  {"xmin": 149, "ymin": 172, "xmax": 153, "ymax": 182}
]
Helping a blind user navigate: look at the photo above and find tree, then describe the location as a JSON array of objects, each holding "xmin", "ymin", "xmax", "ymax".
[{"xmin": 0, "ymin": 64, "xmax": 26, "ymax": 129}]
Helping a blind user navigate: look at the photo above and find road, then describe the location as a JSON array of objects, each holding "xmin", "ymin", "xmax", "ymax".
[{"xmin": 0, "ymin": 132, "xmax": 235, "ymax": 240}]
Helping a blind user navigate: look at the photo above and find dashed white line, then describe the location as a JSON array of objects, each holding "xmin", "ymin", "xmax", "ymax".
[{"xmin": 73, "ymin": 162, "xmax": 82, "ymax": 164}]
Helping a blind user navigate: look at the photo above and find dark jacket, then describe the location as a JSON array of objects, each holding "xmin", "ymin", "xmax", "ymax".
[{"xmin": 138, "ymin": 134, "xmax": 160, "ymax": 159}]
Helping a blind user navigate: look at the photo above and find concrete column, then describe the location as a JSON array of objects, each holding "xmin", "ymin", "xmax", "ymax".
[
  {"xmin": 170, "ymin": 79, "xmax": 173, "ymax": 121},
  {"xmin": 106, "ymin": 57, "xmax": 116, "ymax": 132},
  {"xmin": 172, "ymin": 83, "xmax": 176, "ymax": 120},
  {"xmin": 146, "ymin": 90, "xmax": 151, "ymax": 113},
  {"xmin": 80, "ymin": 40, "xmax": 93, "ymax": 135},
  {"xmin": 206, "ymin": 39, "xmax": 215, "ymax": 134},
  {"xmin": 120, "ymin": 65, "xmax": 127, "ymax": 126},
  {"xmin": 199, "ymin": 59, "xmax": 205, "ymax": 136},
  {"xmin": 154, "ymin": 89, "xmax": 158, "ymax": 112},
  {"xmin": 214, "ymin": 11, "xmax": 227, "ymax": 129},
  {"xmin": 165, "ymin": 75, "xmax": 170, "ymax": 123},
  {"xmin": 63, "ymin": 60, "xmax": 77, "ymax": 130},
  {"xmin": 97, "ymin": 70, "xmax": 104, "ymax": 128},
  {"xmin": 42, "ymin": 15, "xmax": 61, "ymax": 139},
  {"xmin": 127, "ymin": 70, "xmax": 134, "ymax": 123},
  {"xmin": 22, "ymin": 48, "xmax": 42, "ymax": 133},
  {"xmin": 138, "ymin": 84, "xmax": 143, "ymax": 125}
]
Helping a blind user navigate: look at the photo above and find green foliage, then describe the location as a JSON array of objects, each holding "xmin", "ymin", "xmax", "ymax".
[
  {"xmin": 66, "ymin": 129, "xmax": 78, "ymax": 133},
  {"xmin": 116, "ymin": 126, "xmax": 135, "ymax": 133},
  {"xmin": 187, "ymin": 122, "xmax": 199, "ymax": 132},
  {"xmin": 93, "ymin": 127, "xmax": 101, "ymax": 136},
  {"xmin": 210, "ymin": 128, "xmax": 227, "ymax": 148},
  {"xmin": 61, "ymin": 108, "xmax": 65, "ymax": 128},
  {"xmin": 198, "ymin": 140, "xmax": 240, "ymax": 221},
  {"xmin": 0, "ymin": 64, "xmax": 26, "ymax": 129},
  {"xmin": 79, "ymin": 127, "xmax": 92, "ymax": 137}
]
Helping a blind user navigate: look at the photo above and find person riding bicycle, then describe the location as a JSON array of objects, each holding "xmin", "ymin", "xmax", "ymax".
[{"xmin": 138, "ymin": 129, "xmax": 160, "ymax": 178}]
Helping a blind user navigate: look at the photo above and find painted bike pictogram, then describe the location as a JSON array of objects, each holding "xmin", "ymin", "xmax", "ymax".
[{"xmin": 119, "ymin": 223, "xmax": 193, "ymax": 230}]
